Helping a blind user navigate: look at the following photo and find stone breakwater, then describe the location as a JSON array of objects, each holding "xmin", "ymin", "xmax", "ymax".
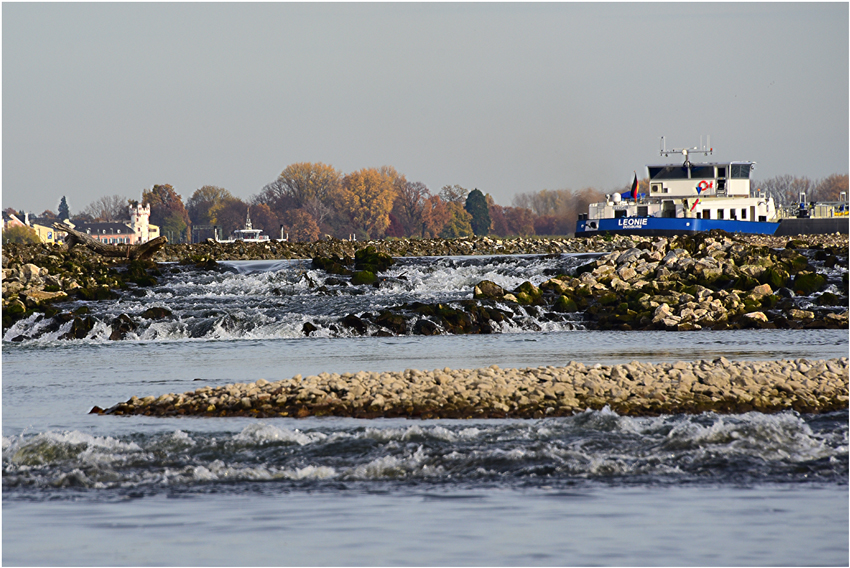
[
  {"xmin": 470, "ymin": 232, "xmax": 849, "ymax": 332},
  {"xmin": 3, "ymin": 232, "xmax": 847, "ymax": 335},
  {"xmin": 95, "ymin": 357, "xmax": 849, "ymax": 419},
  {"xmin": 150, "ymin": 232, "xmax": 850, "ymax": 263},
  {"xmin": 304, "ymin": 231, "xmax": 848, "ymax": 335}
]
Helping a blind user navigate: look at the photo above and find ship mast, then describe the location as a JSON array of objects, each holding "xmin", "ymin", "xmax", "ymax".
[{"xmin": 660, "ymin": 136, "xmax": 712, "ymax": 168}]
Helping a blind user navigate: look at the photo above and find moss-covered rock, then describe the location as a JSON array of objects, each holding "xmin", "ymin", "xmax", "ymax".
[
  {"xmin": 351, "ymin": 270, "xmax": 378, "ymax": 286},
  {"xmin": 553, "ymin": 295, "xmax": 579, "ymax": 313},
  {"xmin": 513, "ymin": 281, "xmax": 542, "ymax": 304},
  {"xmin": 354, "ymin": 245, "xmax": 394, "ymax": 273},
  {"xmin": 759, "ymin": 267, "xmax": 789, "ymax": 290},
  {"xmin": 792, "ymin": 272, "xmax": 827, "ymax": 296}
]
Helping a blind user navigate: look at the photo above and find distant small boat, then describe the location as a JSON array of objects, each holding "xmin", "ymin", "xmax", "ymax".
[{"xmin": 216, "ymin": 210, "xmax": 270, "ymax": 243}]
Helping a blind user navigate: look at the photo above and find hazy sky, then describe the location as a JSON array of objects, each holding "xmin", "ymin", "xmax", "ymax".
[{"xmin": 3, "ymin": 2, "xmax": 848, "ymax": 216}]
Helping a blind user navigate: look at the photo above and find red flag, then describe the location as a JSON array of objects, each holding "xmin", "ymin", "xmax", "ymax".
[{"xmin": 630, "ymin": 173, "xmax": 639, "ymax": 200}]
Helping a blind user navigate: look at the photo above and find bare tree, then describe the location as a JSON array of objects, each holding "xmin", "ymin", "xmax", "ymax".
[
  {"xmin": 301, "ymin": 196, "xmax": 335, "ymax": 228},
  {"xmin": 81, "ymin": 195, "xmax": 131, "ymax": 221},
  {"xmin": 754, "ymin": 175, "xmax": 795, "ymax": 206},
  {"xmin": 391, "ymin": 181, "xmax": 431, "ymax": 236},
  {"xmin": 439, "ymin": 184, "xmax": 469, "ymax": 204}
]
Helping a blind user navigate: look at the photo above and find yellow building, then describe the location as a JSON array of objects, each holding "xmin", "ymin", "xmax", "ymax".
[{"xmin": 30, "ymin": 220, "xmax": 69, "ymax": 245}]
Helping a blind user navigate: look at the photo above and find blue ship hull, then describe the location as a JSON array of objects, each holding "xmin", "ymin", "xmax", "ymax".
[{"xmin": 575, "ymin": 217, "xmax": 780, "ymax": 237}]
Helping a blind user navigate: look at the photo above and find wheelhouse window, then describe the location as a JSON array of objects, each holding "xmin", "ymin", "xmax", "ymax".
[
  {"xmin": 691, "ymin": 166, "xmax": 714, "ymax": 179},
  {"xmin": 730, "ymin": 164, "xmax": 751, "ymax": 178},
  {"xmin": 648, "ymin": 166, "xmax": 689, "ymax": 180},
  {"xmin": 716, "ymin": 166, "xmax": 727, "ymax": 177}
]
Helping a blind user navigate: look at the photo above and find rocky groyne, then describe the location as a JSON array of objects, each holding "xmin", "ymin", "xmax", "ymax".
[
  {"xmin": 3, "ymin": 232, "xmax": 847, "ymax": 335},
  {"xmin": 94, "ymin": 357, "xmax": 849, "ymax": 419},
  {"xmin": 302, "ymin": 231, "xmax": 848, "ymax": 335}
]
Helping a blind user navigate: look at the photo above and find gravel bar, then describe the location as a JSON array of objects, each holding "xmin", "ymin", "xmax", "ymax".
[{"xmin": 95, "ymin": 357, "xmax": 849, "ymax": 419}]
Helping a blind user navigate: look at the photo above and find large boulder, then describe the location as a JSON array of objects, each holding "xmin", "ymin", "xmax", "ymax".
[
  {"xmin": 21, "ymin": 289, "xmax": 68, "ymax": 308},
  {"xmin": 354, "ymin": 246, "xmax": 394, "ymax": 273},
  {"xmin": 792, "ymin": 272, "xmax": 827, "ymax": 296},
  {"xmin": 473, "ymin": 280, "xmax": 505, "ymax": 300}
]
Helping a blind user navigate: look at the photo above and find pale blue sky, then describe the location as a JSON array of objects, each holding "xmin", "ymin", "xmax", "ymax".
[{"xmin": 3, "ymin": 2, "xmax": 848, "ymax": 216}]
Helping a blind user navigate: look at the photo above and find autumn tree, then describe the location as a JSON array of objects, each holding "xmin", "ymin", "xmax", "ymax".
[
  {"xmin": 420, "ymin": 195, "xmax": 451, "ymax": 238},
  {"xmin": 281, "ymin": 209, "xmax": 320, "ymax": 242},
  {"xmin": 464, "ymin": 189, "xmax": 491, "ymax": 236},
  {"xmin": 440, "ymin": 202, "xmax": 474, "ymax": 238},
  {"xmin": 249, "ymin": 203, "xmax": 282, "ymax": 238},
  {"xmin": 336, "ymin": 168, "xmax": 397, "ymax": 239},
  {"xmin": 142, "ymin": 184, "xmax": 191, "ymax": 243},
  {"xmin": 212, "ymin": 198, "xmax": 249, "ymax": 237},
  {"xmin": 512, "ymin": 186, "xmax": 604, "ymax": 236},
  {"xmin": 504, "ymin": 207, "xmax": 535, "ymax": 236},
  {"xmin": 259, "ymin": 162, "xmax": 342, "ymax": 212},
  {"xmin": 755, "ymin": 175, "xmax": 814, "ymax": 206},
  {"xmin": 301, "ymin": 197, "xmax": 334, "ymax": 231},
  {"xmin": 187, "ymin": 186, "xmax": 233, "ymax": 227},
  {"xmin": 81, "ymin": 195, "xmax": 131, "ymax": 222},
  {"xmin": 384, "ymin": 213, "xmax": 406, "ymax": 238},
  {"xmin": 488, "ymin": 202, "xmax": 510, "ymax": 237},
  {"xmin": 815, "ymin": 174, "xmax": 848, "ymax": 202}
]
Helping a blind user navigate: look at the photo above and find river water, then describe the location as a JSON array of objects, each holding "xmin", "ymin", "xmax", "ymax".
[{"xmin": 3, "ymin": 254, "xmax": 848, "ymax": 565}]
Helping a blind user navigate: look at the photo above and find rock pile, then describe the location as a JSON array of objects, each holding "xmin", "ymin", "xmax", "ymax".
[
  {"xmin": 2, "ymin": 242, "xmax": 161, "ymax": 331},
  {"xmin": 4, "ymin": 232, "xmax": 847, "ymax": 335},
  {"xmin": 151, "ymin": 235, "xmax": 622, "ymax": 263},
  {"xmin": 95, "ymin": 357, "xmax": 849, "ymax": 419},
  {"xmin": 301, "ymin": 231, "xmax": 848, "ymax": 335}
]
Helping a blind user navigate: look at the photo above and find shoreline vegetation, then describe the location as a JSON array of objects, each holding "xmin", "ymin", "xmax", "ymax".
[{"xmin": 93, "ymin": 357, "xmax": 849, "ymax": 419}]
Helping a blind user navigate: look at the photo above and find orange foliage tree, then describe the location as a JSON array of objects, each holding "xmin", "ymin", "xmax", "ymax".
[
  {"xmin": 336, "ymin": 168, "xmax": 397, "ymax": 239},
  {"xmin": 815, "ymin": 174, "xmax": 849, "ymax": 201},
  {"xmin": 259, "ymin": 162, "xmax": 342, "ymax": 212},
  {"xmin": 420, "ymin": 195, "xmax": 451, "ymax": 238},
  {"xmin": 250, "ymin": 203, "xmax": 282, "ymax": 237},
  {"xmin": 281, "ymin": 209, "xmax": 320, "ymax": 242},
  {"xmin": 504, "ymin": 207, "xmax": 535, "ymax": 236},
  {"xmin": 142, "ymin": 184, "xmax": 191, "ymax": 243}
]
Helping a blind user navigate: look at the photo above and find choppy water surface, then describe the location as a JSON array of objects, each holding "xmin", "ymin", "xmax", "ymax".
[{"xmin": 3, "ymin": 255, "xmax": 848, "ymax": 565}]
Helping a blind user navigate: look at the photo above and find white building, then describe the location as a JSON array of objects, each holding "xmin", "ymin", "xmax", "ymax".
[{"xmin": 129, "ymin": 203, "xmax": 160, "ymax": 243}]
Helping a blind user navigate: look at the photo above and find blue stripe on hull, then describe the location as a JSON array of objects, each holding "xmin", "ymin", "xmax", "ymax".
[{"xmin": 575, "ymin": 217, "xmax": 779, "ymax": 237}]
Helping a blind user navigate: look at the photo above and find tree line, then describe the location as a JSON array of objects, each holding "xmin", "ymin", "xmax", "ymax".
[
  {"xmin": 35, "ymin": 162, "xmax": 611, "ymax": 243},
  {"xmin": 7, "ymin": 166, "xmax": 848, "ymax": 244},
  {"xmin": 753, "ymin": 174, "xmax": 848, "ymax": 207}
]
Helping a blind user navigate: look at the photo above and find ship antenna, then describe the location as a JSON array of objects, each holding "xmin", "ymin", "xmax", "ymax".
[{"xmin": 660, "ymin": 136, "xmax": 713, "ymax": 166}]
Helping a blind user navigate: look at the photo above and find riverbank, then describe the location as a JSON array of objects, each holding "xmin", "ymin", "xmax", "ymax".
[{"xmin": 95, "ymin": 357, "xmax": 849, "ymax": 419}]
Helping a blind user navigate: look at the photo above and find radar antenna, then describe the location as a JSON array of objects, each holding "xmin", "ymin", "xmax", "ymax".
[{"xmin": 660, "ymin": 136, "xmax": 712, "ymax": 168}]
